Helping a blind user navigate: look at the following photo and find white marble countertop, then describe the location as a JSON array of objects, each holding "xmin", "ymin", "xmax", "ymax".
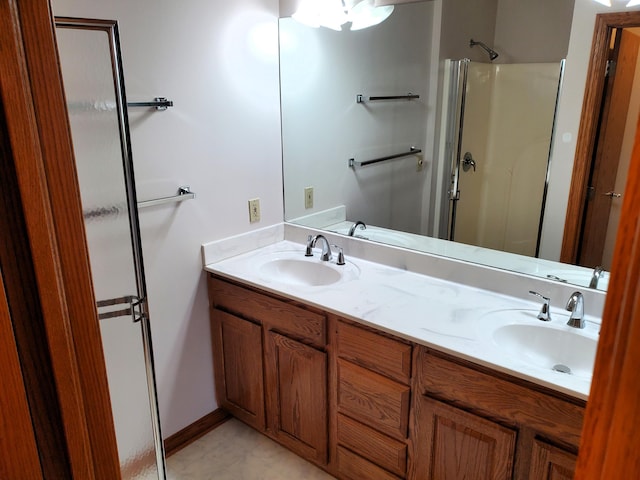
[{"xmin": 204, "ymin": 240, "xmax": 598, "ymax": 401}]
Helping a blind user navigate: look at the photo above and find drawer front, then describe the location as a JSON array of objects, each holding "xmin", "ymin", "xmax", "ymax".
[
  {"xmin": 416, "ymin": 348, "xmax": 585, "ymax": 447},
  {"xmin": 337, "ymin": 359, "xmax": 410, "ymax": 440},
  {"xmin": 337, "ymin": 414, "xmax": 407, "ymax": 477},
  {"xmin": 337, "ymin": 321, "xmax": 412, "ymax": 384},
  {"xmin": 337, "ymin": 446, "xmax": 402, "ymax": 480},
  {"xmin": 208, "ymin": 276, "xmax": 326, "ymax": 347}
]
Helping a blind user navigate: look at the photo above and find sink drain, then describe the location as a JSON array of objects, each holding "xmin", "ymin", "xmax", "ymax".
[{"xmin": 553, "ymin": 364, "xmax": 572, "ymax": 374}]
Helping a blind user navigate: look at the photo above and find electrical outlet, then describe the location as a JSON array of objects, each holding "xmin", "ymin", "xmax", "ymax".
[
  {"xmin": 304, "ymin": 186, "xmax": 314, "ymax": 209},
  {"xmin": 248, "ymin": 198, "xmax": 260, "ymax": 223}
]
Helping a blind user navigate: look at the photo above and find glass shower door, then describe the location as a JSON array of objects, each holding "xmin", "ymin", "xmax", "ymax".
[
  {"xmin": 55, "ymin": 18, "xmax": 165, "ymax": 480},
  {"xmin": 447, "ymin": 59, "xmax": 563, "ymax": 257}
]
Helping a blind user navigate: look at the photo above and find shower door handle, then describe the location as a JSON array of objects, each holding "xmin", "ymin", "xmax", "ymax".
[
  {"xmin": 462, "ymin": 152, "xmax": 476, "ymax": 172},
  {"xmin": 603, "ymin": 191, "xmax": 622, "ymax": 198},
  {"xmin": 96, "ymin": 295, "xmax": 146, "ymax": 322}
]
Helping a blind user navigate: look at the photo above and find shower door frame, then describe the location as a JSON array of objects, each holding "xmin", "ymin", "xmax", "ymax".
[
  {"xmin": 444, "ymin": 58, "xmax": 564, "ymax": 257},
  {"xmin": 55, "ymin": 16, "xmax": 166, "ymax": 479}
]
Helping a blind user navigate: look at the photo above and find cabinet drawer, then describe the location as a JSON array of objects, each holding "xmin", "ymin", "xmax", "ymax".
[
  {"xmin": 337, "ymin": 321, "xmax": 412, "ymax": 384},
  {"xmin": 337, "ymin": 446, "xmax": 402, "ymax": 480},
  {"xmin": 416, "ymin": 348, "xmax": 585, "ymax": 447},
  {"xmin": 337, "ymin": 359, "xmax": 410, "ymax": 440},
  {"xmin": 208, "ymin": 276, "xmax": 326, "ymax": 347},
  {"xmin": 337, "ymin": 414, "xmax": 406, "ymax": 477}
]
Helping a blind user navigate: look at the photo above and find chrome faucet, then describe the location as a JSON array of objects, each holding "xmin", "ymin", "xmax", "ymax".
[
  {"xmin": 529, "ymin": 291, "xmax": 551, "ymax": 321},
  {"xmin": 348, "ymin": 220, "xmax": 367, "ymax": 236},
  {"xmin": 306, "ymin": 234, "xmax": 332, "ymax": 261},
  {"xmin": 589, "ymin": 266, "xmax": 604, "ymax": 289},
  {"xmin": 565, "ymin": 291, "xmax": 585, "ymax": 329}
]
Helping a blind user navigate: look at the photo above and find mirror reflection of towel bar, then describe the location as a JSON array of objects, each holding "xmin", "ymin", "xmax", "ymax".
[
  {"xmin": 349, "ymin": 147, "xmax": 422, "ymax": 168},
  {"xmin": 356, "ymin": 93, "xmax": 420, "ymax": 103}
]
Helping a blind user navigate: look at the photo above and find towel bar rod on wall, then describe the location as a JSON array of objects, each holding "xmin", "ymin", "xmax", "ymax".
[
  {"xmin": 356, "ymin": 93, "xmax": 420, "ymax": 103},
  {"xmin": 127, "ymin": 97, "xmax": 174, "ymax": 110},
  {"xmin": 349, "ymin": 147, "xmax": 422, "ymax": 168},
  {"xmin": 138, "ymin": 186, "xmax": 195, "ymax": 208},
  {"xmin": 83, "ymin": 186, "xmax": 195, "ymax": 220}
]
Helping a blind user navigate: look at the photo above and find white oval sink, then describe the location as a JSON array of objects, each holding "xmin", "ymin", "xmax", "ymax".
[
  {"xmin": 492, "ymin": 323, "xmax": 597, "ymax": 378},
  {"xmin": 256, "ymin": 252, "xmax": 360, "ymax": 288}
]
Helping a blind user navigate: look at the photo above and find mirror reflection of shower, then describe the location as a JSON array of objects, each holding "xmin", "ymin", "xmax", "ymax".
[
  {"xmin": 444, "ymin": 58, "xmax": 564, "ymax": 258},
  {"xmin": 469, "ymin": 39, "xmax": 499, "ymax": 61}
]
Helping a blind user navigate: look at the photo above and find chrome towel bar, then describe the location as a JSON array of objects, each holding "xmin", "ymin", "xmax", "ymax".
[
  {"xmin": 83, "ymin": 186, "xmax": 195, "ymax": 219},
  {"xmin": 349, "ymin": 147, "xmax": 422, "ymax": 168},
  {"xmin": 127, "ymin": 97, "xmax": 174, "ymax": 111},
  {"xmin": 356, "ymin": 93, "xmax": 420, "ymax": 103},
  {"xmin": 138, "ymin": 186, "xmax": 195, "ymax": 209}
]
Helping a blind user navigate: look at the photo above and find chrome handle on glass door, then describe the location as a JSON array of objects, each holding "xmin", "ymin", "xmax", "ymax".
[
  {"xmin": 603, "ymin": 191, "xmax": 622, "ymax": 198},
  {"xmin": 462, "ymin": 152, "xmax": 476, "ymax": 172},
  {"xmin": 96, "ymin": 295, "xmax": 146, "ymax": 322}
]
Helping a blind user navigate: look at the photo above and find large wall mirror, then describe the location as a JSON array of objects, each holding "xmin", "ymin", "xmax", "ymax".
[{"xmin": 280, "ymin": 0, "xmax": 640, "ymax": 292}]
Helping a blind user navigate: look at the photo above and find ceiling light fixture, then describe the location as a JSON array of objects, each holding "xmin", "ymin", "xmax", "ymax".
[
  {"xmin": 292, "ymin": 0, "xmax": 394, "ymax": 31},
  {"xmin": 591, "ymin": 0, "xmax": 612, "ymax": 6},
  {"xmin": 627, "ymin": 0, "xmax": 640, "ymax": 7}
]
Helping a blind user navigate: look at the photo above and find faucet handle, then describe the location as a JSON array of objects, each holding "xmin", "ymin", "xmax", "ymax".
[
  {"xmin": 331, "ymin": 245, "xmax": 345, "ymax": 265},
  {"xmin": 305, "ymin": 235, "xmax": 314, "ymax": 257},
  {"xmin": 529, "ymin": 290, "xmax": 551, "ymax": 321}
]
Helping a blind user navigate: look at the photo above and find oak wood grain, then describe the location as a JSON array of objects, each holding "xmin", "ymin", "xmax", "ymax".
[
  {"xmin": 576, "ymin": 46, "xmax": 640, "ymax": 478},
  {"xmin": 415, "ymin": 349, "xmax": 585, "ymax": 449},
  {"xmin": 529, "ymin": 439, "xmax": 576, "ymax": 480},
  {"xmin": 264, "ymin": 331, "xmax": 328, "ymax": 464},
  {"xmin": 210, "ymin": 309, "xmax": 265, "ymax": 430},
  {"xmin": 0, "ymin": 267, "xmax": 43, "ymax": 478},
  {"xmin": 337, "ymin": 359, "xmax": 411, "ymax": 441},
  {"xmin": 337, "ymin": 413, "xmax": 407, "ymax": 477},
  {"xmin": 337, "ymin": 445, "xmax": 402, "ymax": 480},
  {"xmin": 412, "ymin": 395, "xmax": 516, "ymax": 480},
  {"xmin": 209, "ymin": 275, "xmax": 326, "ymax": 347},
  {"xmin": 337, "ymin": 320, "xmax": 412, "ymax": 384}
]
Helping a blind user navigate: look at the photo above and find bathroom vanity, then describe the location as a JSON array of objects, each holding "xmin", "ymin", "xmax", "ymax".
[{"xmin": 205, "ymin": 239, "xmax": 591, "ymax": 480}]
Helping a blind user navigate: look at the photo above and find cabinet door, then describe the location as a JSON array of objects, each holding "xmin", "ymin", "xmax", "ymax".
[
  {"xmin": 412, "ymin": 395, "xmax": 516, "ymax": 480},
  {"xmin": 265, "ymin": 331, "xmax": 328, "ymax": 465},
  {"xmin": 528, "ymin": 439, "xmax": 577, "ymax": 480},
  {"xmin": 211, "ymin": 309, "xmax": 265, "ymax": 430}
]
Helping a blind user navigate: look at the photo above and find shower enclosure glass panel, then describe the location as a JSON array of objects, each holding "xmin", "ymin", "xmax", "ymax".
[
  {"xmin": 448, "ymin": 60, "xmax": 563, "ymax": 257},
  {"xmin": 55, "ymin": 19, "xmax": 166, "ymax": 480}
]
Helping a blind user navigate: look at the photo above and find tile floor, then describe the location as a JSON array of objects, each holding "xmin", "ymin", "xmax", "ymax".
[{"xmin": 166, "ymin": 418, "xmax": 336, "ymax": 479}]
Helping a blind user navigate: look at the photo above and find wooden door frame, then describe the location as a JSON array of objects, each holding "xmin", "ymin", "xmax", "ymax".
[
  {"xmin": 561, "ymin": 12, "xmax": 640, "ymax": 264},
  {"xmin": 575, "ymin": 109, "xmax": 640, "ymax": 479},
  {"xmin": 0, "ymin": 0, "xmax": 120, "ymax": 478}
]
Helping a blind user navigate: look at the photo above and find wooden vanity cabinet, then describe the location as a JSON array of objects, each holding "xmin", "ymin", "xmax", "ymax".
[
  {"xmin": 410, "ymin": 347, "xmax": 584, "ymax": 480},
  {"xmin": 334, "ymin": 320, "xmax": 413, "ymax": 480},
  {"xmin": 208, "ymin": 275, "xmax": 328, "ymax": 465},
  {"xmin": 208, "ymin": 274, "xmax": 585, "ymax": 480}
]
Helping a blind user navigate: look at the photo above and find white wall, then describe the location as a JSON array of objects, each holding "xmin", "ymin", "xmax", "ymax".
[
  {"xmin": 493, "ymin": 0, "xmax": 574, "ymax": 63},
  {"xmin": 51, "ymin": 0, "xmax": 283, "ymax": 438},
  {"xmin": 540, "ymin": 0, "xmax": 640, "ymax": 261}
]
